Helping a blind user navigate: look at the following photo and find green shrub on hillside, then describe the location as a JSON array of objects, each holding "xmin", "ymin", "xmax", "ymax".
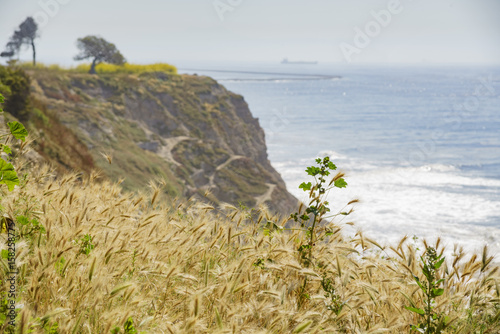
[{"xmin": 0, "ymin": 65, "xmax": 31, "ymax": 122}]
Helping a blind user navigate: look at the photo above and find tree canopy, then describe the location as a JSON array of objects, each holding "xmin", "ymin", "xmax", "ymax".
[
  {"xmin": 1, "ymin": 17, "xmax": 39, "ymax": 65},
  {"xmin": 73, "ymin": 36, "xmax": 126, "ymax": 74}
]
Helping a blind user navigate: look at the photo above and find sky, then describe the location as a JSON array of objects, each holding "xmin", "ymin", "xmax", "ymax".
[{"xmin": 0, "ymin": 0, "xmax": 499, "ymax": 66}]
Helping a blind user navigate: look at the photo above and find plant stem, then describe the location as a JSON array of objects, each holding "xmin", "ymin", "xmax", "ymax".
[
  {"xmin": 308, "ymin": 213, "xmax": 317, "ymax": 265},
  {"xmin": 298, "ymin": 277, "xmax": 308, "ymax": 309}
]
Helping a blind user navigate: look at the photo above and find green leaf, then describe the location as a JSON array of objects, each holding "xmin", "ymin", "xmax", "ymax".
[
  {"xmin": 432, "ymin": 288, "xmax": 444, "ymax": 297},
  {"xmin": 328, "ymin": 162, "xmax": 337, "ymax": 170},
  {"xmin": 16, "ymin": 216, "xmax": 29, "ymax": 226},
  {"xmin": 422, "ymin": 264, "xmax": 432, "ymax": 280},
  {"xmin": 306, "ymin": 166, "xmax": 320, "ymax": 176},
  {"xmin": 0, "ymin": 94, "xmax": 4, "ymax": 104},
  {"xmin": 2, "ymin": 145, "xmax": 11, "ymax": 154},
  {"xmin": 1, "ymin": 249, "xmax": 8, "ymax": 259},
  {"xmin": 123, "ymin": 317, "xmax": 137, "ymax": 334},
  {"xmin": 215, "ymin": 306, "xmax": 223, "ymax": 329},
  {"xmin": 0, "ymin": 159, "xmax": 19, "ymax": 191},
  {"xmin": 7, "ymin": 121, "xmax": 28, "ymax": 141},
  {"xmin": 334, "ymin": 178, "xmax": 347, "ymax": 188},
  {"xmin": 299, "ymin": 182, "xmax": 312, "ymax": 191},
  {"xmin": 413, "ymin": 275, "xmax": 426, "ymax": 293},
  {"xmin": 405, "ymin": 306, "xmax": 425, "ymax": 315},
  {"xmin": 411, "ymin": 325, "xmax": 426, "ymax": 333},
  {"xmin": 434, "ymin": 257, "xmax": 445, "ymax": 269},
  {"xmin": 435, "ymin": 278, "xmax": 445, "ymax": 286}
]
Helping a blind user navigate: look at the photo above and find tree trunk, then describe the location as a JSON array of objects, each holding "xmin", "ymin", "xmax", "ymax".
[
  {"xmin": 31, "ymin": 38, "xmax": 36, "ymax": 66},
  {"xmin": 89, "ymin": 58, "xmax": 98, "ymax": 74}
]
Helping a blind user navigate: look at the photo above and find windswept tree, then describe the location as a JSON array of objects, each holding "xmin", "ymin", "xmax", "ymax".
[
  {"xmin": 1, "ymin": 17, "xmax": 39, "ymax": 65},
  {"xmin": 73, "ymin": 36, "xmax": 126, "ymax": 74},
  {"xmin": 0, "ymin": 32, "xmax": 22, "ymax": 60}
]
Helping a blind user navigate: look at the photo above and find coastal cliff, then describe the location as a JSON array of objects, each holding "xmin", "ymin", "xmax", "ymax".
[{"xmin": 22, "ymin": 68, "xmax": 297, "ymax": 214}]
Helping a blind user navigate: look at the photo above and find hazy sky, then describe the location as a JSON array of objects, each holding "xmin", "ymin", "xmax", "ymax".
[{"xmin": 1, "ymin": 0, "xmax": 499, "ymax": 66}]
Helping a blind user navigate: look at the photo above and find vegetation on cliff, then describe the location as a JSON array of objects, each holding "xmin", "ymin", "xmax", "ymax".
[
  {"xmin": 1, "ymin": 17, "xmax": 39, "ymax": 65},
  {"xmin": 4, "ymin": 63, "xmax": 296, "ymax": 214},
  {"xmin": 73, "ymin": 36, "xmax": 126, "ymax": 74},
  {"xmin": 15, "ymin": 62, "xmax": 178, "ymax": 76},
  {"xmin": 0, "ymin": 65, "xmax": 95, "ymax": 174}
]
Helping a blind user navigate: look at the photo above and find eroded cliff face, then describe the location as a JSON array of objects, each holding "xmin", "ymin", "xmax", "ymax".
[{"xmin": 28, "ymin": 70, "xmax": 298, "ymax": 214}]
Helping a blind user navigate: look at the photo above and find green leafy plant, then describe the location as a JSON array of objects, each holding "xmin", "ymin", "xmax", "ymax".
[
  {"xmin": 38, "ymin": 318, "xmax": 59, "ymax": 334},
  {"xmin": 16, "ymin": 215, "xmax": 45, "ymax": 238},
  {"xmin": 25, "ymin": 316, "xmax": 61, "ymax": 334},
  {"xmin": 0, "ymin": 292, "xmax": 9, "ymax": 328},
  {"xmin": 44, "ymin": 321, "xmax": 59, "ymax": 334},
  {"xmin": 111, "ymin": 317, "xmax": 138, "ymax": 334},
  {"xmin": 253, "ymin": 257, "xmax": 265, "ymax": 269},
  {"xmin": 321, "ymin": 275, "xmax": 345, "ymax": 315},
  {"xmin": 406, "ymin": 247, "xmax": 450, "ymax": 333},
  {"xmin": 0, "ymin": 93, "xmax": 28, "ymax": 191},
  {"xmin": 0, "ymin": 66, "xmax": 32, "ymax": 122},
  {"xmin": 290, "ymin": 156, "xmax": 347, "ymax": 266},
  {"xmin": 77, "ymin": 234, "xmax": 95, "ymax": 256},
  {"xmin": 0, "ymin": 93, "xmax": 28, "ymax": 332},
  {"xmin": 290, "ymin": 156, "xmax": 349, "ymax": 308},
  {"xmin": 54, "ymin": 256, "xmax": 67, "ymax": 277}
]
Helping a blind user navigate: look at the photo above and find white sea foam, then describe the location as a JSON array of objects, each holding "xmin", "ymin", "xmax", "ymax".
[{"xmin": 273, "ymin": 155, "xmax": 500, "ymax": 257}]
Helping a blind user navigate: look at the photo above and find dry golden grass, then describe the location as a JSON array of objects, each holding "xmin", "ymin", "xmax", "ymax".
[{"xmin": 0, "ymin": 165, "xmax": 499, "ymax": 333}]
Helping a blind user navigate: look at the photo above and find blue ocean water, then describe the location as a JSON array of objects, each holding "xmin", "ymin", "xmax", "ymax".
[{"xmin": 179, "ymin": 63, "xmax": 500, "ymax": 255}]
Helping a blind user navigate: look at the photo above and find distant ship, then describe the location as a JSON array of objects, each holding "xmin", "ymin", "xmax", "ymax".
[{"xmin": 281, "ymin": 58, "xmax": 318, "ymax": 65}]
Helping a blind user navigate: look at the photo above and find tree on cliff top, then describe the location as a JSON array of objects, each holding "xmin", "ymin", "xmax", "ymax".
[
  {"xmin": 1, "ymin": 17, "xmax": 39, "ymax": 65},
  {"xmin": 0, "ymin": 31, "xmax": 22, "ymax": 60},
  {"xmin": 74, "ymin": 36, "xmax": 126, "ymax": 74}
]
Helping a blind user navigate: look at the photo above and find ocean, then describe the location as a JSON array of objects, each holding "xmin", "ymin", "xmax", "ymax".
[{"xmin": 178, "ymin": 62, "xmax": 500, "ymax": 256}]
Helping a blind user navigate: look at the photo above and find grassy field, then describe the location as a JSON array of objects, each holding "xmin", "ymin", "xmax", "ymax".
[{"xmin": 0, "ymin": 159, "xmax": 498, "ymax": 333}]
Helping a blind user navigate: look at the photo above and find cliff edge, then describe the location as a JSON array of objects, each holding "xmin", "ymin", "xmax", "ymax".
[{"xmin": 26, "ymin": 69, "xmax": 297, "ymax": 214}]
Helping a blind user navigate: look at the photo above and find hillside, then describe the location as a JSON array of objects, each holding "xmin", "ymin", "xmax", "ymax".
[
  {"xmin": 14, "ymin": 66, "xmax": 297, "ymax": 214},
  {"xmin": 0, "ymin": 66, "xmax": 498, "ymax": 333}
]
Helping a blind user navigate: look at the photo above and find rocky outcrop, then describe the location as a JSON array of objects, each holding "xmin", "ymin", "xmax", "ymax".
[{"xmin": 28, "ymin": 70, "xmax": 298, "ymax": 214}]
